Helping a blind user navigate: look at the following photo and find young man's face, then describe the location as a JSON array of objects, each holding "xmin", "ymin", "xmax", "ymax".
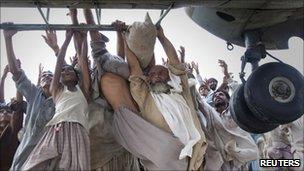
[
  {"xmin": 208, "ymin": 78, "xmax": 218, "ymax": 91},
  {"xmin": 199, "ymin": 85, "xmax": 209, "ymax": 97},
  {"xmin": 40, "ymin": 71, "xmax": 53, "ymax": 95},
  {"xmin": 213, "ymin": 91, "xmax": 229, "ymax": 107},
  {"xmin": 61, "ymin": 65, "xmax": 78, "ymax": 84}
]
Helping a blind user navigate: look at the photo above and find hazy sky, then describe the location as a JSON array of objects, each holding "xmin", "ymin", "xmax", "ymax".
[{"xmin": 0, "ymin": 7, "xmax": 303, "ymax": 101}]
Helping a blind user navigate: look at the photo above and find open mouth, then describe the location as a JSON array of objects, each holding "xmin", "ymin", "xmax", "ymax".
[{"xmin": 214, "ymin": 98, "xmax": 222, "ymax": 103}]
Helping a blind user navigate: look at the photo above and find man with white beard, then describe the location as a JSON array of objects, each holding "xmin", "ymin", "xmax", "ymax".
[{"xmin": 111, "ymin": 26, "xmax": 207, "ymax": 170}]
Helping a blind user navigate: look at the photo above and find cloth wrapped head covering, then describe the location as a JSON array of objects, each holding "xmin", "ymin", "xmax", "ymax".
[{"xmin": 125, "ymin": 13, "xmax": 157, "ymax": 69}]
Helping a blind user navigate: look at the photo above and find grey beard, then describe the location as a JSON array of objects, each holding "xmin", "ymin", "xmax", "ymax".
[{"xmin": 149, "ymin": 82, "xmax": 172, "ymax": 94}]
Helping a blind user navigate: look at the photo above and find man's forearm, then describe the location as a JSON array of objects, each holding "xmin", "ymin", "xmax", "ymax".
[
  {"xmin": 51, "ymin": 36, "xmax": 71, "ymax": 94},
  {"xmin": 158, "ymin": 35, "xmax": 180, "ymax": 64},
  {"xmin": 124, "ymin": 40, "xmax": 143, "ymax": 76},
  {"xmin": 53, "ymin": 46, "xmax": 60, "ymax": 56},
  {"xmin": 0, "ymin": 77, "xmax": 5, "ymax": 103},
  {"xmin": 4, "ymin": 36, "xmax": 21, "ymax": 77},
  {"xmin": 196, "ymin": 73, "xmax": 204, "ymax": 86},
  {"xmin": 116, "ymin": 32, "xmax": 125, "ymax": 58}
]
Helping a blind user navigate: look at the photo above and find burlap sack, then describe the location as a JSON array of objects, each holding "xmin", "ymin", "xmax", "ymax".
[{"xmin": 125, "ymin": 13, "xmax": 157, "ymax": 69}]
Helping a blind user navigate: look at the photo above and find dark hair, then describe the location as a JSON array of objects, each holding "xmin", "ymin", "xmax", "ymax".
[
  {"xmin": 214, "ymin": 89, "xmax": 230, "ymax": 100},
  {"xmin": 208, "ymin": 78, "xmax": 218, "ymax": 83},
  {"xmin": 62, "ymin": 64, "xmax": 80, "ymax": 81},
  {"xmin": 41, "ymin": 70, "xmax": 53, "ymax": 76},
  {"xmin": 0, "ymin": 100, "xmax": 27, "ymax": 114}
]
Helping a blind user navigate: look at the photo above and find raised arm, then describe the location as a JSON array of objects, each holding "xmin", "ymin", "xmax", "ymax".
[
  {"xmin": 36, "ymin": 63, "xmax": 43, "ymax": 86},
  {"xmin": 157, "ymin": 26, "xmax": 180, "ymax": 65},
  {"xmin": 50, "ymin": 30, "xmax": 73, "ymax": 99},
  {"xmin": 83, "ymin": 8, "xmax": 100, "ymax": 41},
  {"xmin": 0, "ymin": 65, "xmax": 9, "ymax": 103},
  {"xmin": 69, "ymin": 9, "xmax": 83, "ymax": 57},
  {"xmin": 219, "ymin": 59, "xmax": 229, "ymax": 78},
  {"xmin": 3, "ymin": 29, "xmax": 22, "ymax": 80},
  {"xmin": 112, "ymin": 20, "xmax": 126, "ymax": 59},
  {"xmin": 192, "ymin": 61, "xmax": 204, "ymax": 86},
  {"xmin": 123, "ymin": 37, "xmax": 143, "ymax": 76},
  {"xmin": 217, "ymin": 60, "xmax": 229, "ymax": 91},
  {"xmin": 78, "ymin": 31, "xmax": 91, "ymax": 101}
]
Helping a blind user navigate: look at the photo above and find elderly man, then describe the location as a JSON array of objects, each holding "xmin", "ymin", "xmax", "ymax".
[
  {"xmin": 111, "ymin": 26, "xmax": 207, "ymax": 170},
  {"xmin": 198, "ymin": 90, "xmax": 259, "ymax": 170},
  {"xmin": 3, "ymin": 29, "xmax": 55, "ymax": 171}
]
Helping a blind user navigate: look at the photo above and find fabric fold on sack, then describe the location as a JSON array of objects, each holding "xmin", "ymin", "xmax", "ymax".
[
  {"xmin": 125, "ymin": 13, "xmax": 157, "ymax": 69},
  {"xmin": 112, "ymin": 107, "xmax": 188, "ymax": 170}
]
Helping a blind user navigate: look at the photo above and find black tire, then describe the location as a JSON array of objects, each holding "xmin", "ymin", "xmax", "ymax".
[
  {"xmin": 230, "ymin": 84, "xmax": 279, "ymax": 133},
  {"xmin": 244, "ymin": 62, "xmax": 304, "ymax": 124}
]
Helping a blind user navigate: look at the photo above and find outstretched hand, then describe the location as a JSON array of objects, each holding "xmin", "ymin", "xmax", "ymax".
[
  {"xmin": 202, "ymin": 78, "xmax": 211, "ymax": 91},
  {"xmin": 112, "ymin": 20, "xmax": 126, "ymax": 33},
  {"xmin": 218, "ymin": 59, "xmax": 229, "ymax": 76},
  {"xmin": 191, "ymin": 61, "xmax": 199, "ymax": 74},
  {"xmin": 42, "ymin": 30, "xmax": 59, "ymax": 52},
  {"xmin": 69, "ymin": 55, "xmax": 78, "ymax": 67},
  {"xmin": 186, "ymin": 63, "xmax": 193, "ymax": 74}
]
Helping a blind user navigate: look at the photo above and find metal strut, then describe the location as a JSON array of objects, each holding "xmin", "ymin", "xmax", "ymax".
[
  {"xmin": 93, "ymin": 0, "xmax": 101, "ymax": 25},
  {"xmin": 155, "ymin": 3, "xmax": 174, "ymax": 27},
  {"xmin": 0, "ymin": 23, "xmax": 120, "ymax": 31},
  {"xmin": 35, "ymin": 1, "xmax": 50, "ymax": 28},
  {"xmin": 239, "ymin": 30, "xmax": 266, "ymax": 83},
  {"xmin": 46, "ymin": 7, "xmax": 50, "ymax": 21}
]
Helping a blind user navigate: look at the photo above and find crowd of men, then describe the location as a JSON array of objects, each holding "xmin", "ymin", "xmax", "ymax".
[{"xmin": 0, "ymin": 8, "xmax": 303, "ymax": 171}]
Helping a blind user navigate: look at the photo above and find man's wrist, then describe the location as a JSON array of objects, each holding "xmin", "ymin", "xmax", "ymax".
[
  {"xmin": 224, "ymin": 72, "xmax": 230, "ymax": 78},
  {"xmin": 52, "ymin": 45, "xmax": 60, "ymax": 52},
  {"xmin": 157, "ymin": 33, "xmax": 166, "ymax": 40}
]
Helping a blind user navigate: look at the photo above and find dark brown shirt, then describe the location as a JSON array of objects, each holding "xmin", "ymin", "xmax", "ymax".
[{"xmin": 0, "ymin": 112, "xmax": 23, "ymax": 171}]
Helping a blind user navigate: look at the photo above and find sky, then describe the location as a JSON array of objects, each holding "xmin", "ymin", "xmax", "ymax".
[{"xmin": 0, "ymin": 7, "xmax": 303, "ymax": 101}]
